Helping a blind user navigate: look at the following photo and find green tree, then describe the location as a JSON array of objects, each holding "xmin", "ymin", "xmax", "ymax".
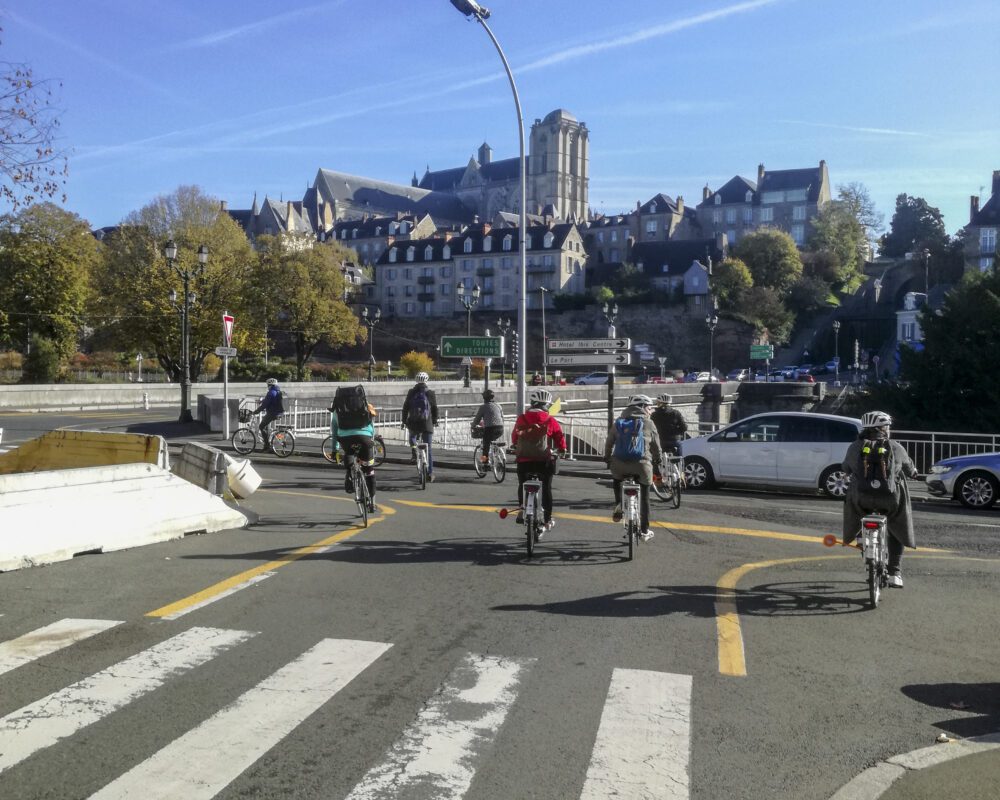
[
  {"xmin": 91, "ymin": 186, "xmax": 256, "ymax": 380},
  {"xmin": 399, "ymin": 350, "xmax": 434, "ymax": 377},
  {"xmin": 712, "ymin": 257, "xmax": 753, "ymax": 310},
  {"xmin": 0, "ymin": 203, "xmax": 98, "ymax": 360},
  {"xmin": 788, "ymin": 275, "xmax": 834, "ymax": 315},
  {"xmin": 246, "ymin": 235, "xmax": 363, "ymax": 380},
  {"xmin": 21, "ymin": 333, "xmax": 60, "ymax": 382},
  {"xmin": 734, "ymin": 229, "xmax": 803, "ymax": 293},
  {"xmin": 735, "ymin": 286, "xmax": 794, "ymax": 344},
  {"xmin": 879, "ymin": 194, "xmax": 949, "ymax": 258},
  {"xmin": 807, "ymin": 199, "xmax": 865, "ymax": 289},
  {"xmin": 838, "ymin": 182, "xmax": 884, "ymax": 242}
]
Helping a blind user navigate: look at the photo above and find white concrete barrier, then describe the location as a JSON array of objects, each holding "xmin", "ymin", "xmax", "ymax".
[{"xmin": 0, "ymin": 463, "xmax": 250, "ymax": 572}]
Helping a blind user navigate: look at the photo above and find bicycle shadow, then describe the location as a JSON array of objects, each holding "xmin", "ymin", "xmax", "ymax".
[{"xmin": 901, "ymin": 682, "xmax": 1000, "ymax": 739}]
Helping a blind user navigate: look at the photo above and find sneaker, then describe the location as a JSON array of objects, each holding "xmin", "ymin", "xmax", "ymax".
[
  {"xmin": 368, "ymin": 500, "xmax": 376, "ymax": 513},
  {"xmin": 887, "ymin": 572, "xmax": 903, "ymax": 588},
  {"xmin": 612, "ymin": 504, "xmax": 623, "ymax": 522},
  {"xmin": 428, "ymin": 473, "xmax": 436, "ymax": 483},
  {"xmin": 515, "ymin": 512, "xmax": 524, "ymax": 525},
  {"xmin": 640, "ymin": 530, "xmax": 655, "ymax": 542},
  {"xmin": 545, "ymin": 519, "xmax": 556, "ymax": 532},
  {"xmin": 344, "ymin": 477, "xmax": 354, "ymax": 493}
]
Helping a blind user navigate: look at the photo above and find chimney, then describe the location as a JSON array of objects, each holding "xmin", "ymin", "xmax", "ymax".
[
  {"xmin": 757, "ymin": 163, "xmax": 765, "ymax": 185},
  {"xmin": 286, "ymin": 201, "xmax": 294, "ymax": 227},
  {"xmin": 636, "ymin": 200, "xmax": 642, "ymax": 213},
  {"xmin": 993, "ymin": 169, "xmax": 1000, "ymax": 197},
  {"xmin": 676, "ymin": 195, "xmax": 684, "ymax": 214},
  {"xmin": 971, "ymin": 195, "xmax": 980, "ymax": 223},
  {"xmin": 703, "ymin": 185, "xmax": 711, "ymax": 201},
  {"xmin": 219, "ymin": 199, "xmax": 228, "ymax": 212}
]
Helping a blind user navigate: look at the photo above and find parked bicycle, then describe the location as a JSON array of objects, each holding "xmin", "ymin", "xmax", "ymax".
[
  {"xmin": 652, "ymin": 454, "xmax": 684, "ymax": 508},
  {"xmin": 620, "ymin": 478, "xmax": 643, "ymax": 560},
  {"xmin": 473, "ymin": 438, "xmax": 507, "ymax": 483},
  {"xmin": 231, "ymin": 404, "xmax": 295, "ymax": 458},
  {"xmin": 322, "ymin": 433, "xmax": 385, "ymax": 466}
]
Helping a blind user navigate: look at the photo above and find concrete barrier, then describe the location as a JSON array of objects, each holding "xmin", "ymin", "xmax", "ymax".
[
  {"xmin": 0, "ymin": 430, "xmax": 168, "ymax": 475},
  {"xmin": 0, "ymin": 463, "xmax": 250, "ymax": 572},
  {"xmin": 173, "ymin": 442, "xmax": 228, "ymax": 495}
]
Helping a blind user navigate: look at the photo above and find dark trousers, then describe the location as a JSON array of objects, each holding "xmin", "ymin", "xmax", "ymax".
[
  {"xmin": 481, "ymin": 425, "xmax": 504, "ymax": 458},
  {"xmin": 258, "ymin": 410, "xmax": 280, "ymax": 444},
  {"xmin": 613, "ymin": 479, "xmax": 651, "ymax": 531},
  {"xmin": 517, "ymin": 460, "xmax": 555, "ymax": 523},
  {"xmin": 888, "ymin": 534, "xmax": 903, "ymax": 573},
  {"xmin": 339, "ymin": 435, "xmax": 376, "ymax": 498}
]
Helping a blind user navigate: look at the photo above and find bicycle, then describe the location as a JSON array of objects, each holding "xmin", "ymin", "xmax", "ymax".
[
  {"xmin": 621, "ymin": 478, "xmax": 642, "ymax": 561},
  {"xmin": 652, "ymin": 454, "xmax": 684, "ymax": 509},
  {"xmin": 473, "ymin": 438, "xmax": 507, "ymax": 483},
  {"xmin": 823, "ymin": 514, "xmax": 889, "ymax": 609},
  {"xmin": 520, "ymin": 470, "xmax": 545, "ymax": 558},
  {"xmin": 323, "ymin": 433, "xmax": 385, "ymax": 466},
  {"xmin": 231, "ymin": 406, "xmax": 296, "ymax": 458},
  {"xmin": 341, "ymin": 442, "xmax": 375, "ymax": 527},
  {"xmin": 415, "ymin": 441, "xmax": 429, "ymax": 489}
]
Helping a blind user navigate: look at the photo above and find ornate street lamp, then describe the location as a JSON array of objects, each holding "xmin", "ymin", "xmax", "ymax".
[
  {"xmin": 361, "ymin": 306, "xmax": 381, "ymax": 382},
  {"xmin": 456, "ymin": 282, "xmax": 481, "ymax": 388},
  {"xmin": 166, "ymin": 241, "xmax": 208, "ymax": 423},
  {"xmin": 705, "ymin": 313, "xmax": 719, "ymax": 379}
]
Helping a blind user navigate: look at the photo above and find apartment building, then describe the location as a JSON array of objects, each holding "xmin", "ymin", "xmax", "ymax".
[{"xmin": 964, "ymin": 170, "xmax": 1000, "ymax": 273}]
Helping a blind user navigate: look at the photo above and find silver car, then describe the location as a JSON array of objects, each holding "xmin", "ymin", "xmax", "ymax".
[
  {"xmin": 681, "ymin": 411, "xmax": 862, "ymax": 497},
  {"xmin": 925, "ymin": 452, "xmax": 1000, "ymax": 509}
]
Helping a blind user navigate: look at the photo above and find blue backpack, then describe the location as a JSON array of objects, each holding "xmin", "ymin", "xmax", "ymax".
[
  {"xmin": 408, "ymin": 387, "xmax": 432, "ymax": 425},
  {"xmin": 613, "ymin": 417, "xmax": 645, "ymax": 461}
]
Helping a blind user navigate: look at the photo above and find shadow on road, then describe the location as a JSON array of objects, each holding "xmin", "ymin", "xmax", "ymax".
[{"xmin": 901, "ymin": 682, "xmax": 1000, "ymax": 738}]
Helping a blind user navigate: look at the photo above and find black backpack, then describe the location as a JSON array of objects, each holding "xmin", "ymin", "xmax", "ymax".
[
  {"xmin": 857, "ymin": 438, "xmax": 895, "ymax": 498},
  {"xmin": 407, "ymin": 386, "xmax": 432, "ymax": 426},
  {"xmin": 332, "ymin": 385, "xmax": 371, "ymax": 430}
]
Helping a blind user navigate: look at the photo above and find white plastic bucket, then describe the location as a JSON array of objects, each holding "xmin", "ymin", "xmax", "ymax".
[{"xmin": 226, "ymin": 457, "xmax": 262, "ymax": 498}]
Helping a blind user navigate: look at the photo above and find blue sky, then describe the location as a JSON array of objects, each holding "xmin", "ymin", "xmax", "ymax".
[{"xmin": 4, "ymin": 0, "xmax": 998, "ymax": 235}]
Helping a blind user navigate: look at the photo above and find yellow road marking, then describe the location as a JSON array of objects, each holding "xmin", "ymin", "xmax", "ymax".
[{"xmin": 146, "ymin": 491, "xmax": 395, "ymax": 618}]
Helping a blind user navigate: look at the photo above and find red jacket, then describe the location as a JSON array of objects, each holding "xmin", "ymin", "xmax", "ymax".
[{"xmin": 511, "ymin": 409, "xmax": 567, "ymax": 462}]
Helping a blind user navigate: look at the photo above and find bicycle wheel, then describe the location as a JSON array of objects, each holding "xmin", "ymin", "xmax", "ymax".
[
  {"xmin": 671, "ymin": 475, "xmax": 682, "ymax": 509},
  {"xmin": 526, "ymin": 514, "xmax": 535, "ymax": 558},
  {"xmin": 270, "ymin": 429, "xmax": 295, "ymax": 458},
  {"xmin": 867, "ymin": 562, "xmax": 880, "ymax": 608},
  {"xmin": 232, "ymin": 427, "xmax": 256, "ymax": 455},
  {"xmin": 626, "ymin": 520, "xmax": 635, "ymax": 561},
  {"xmin": 321, "ymin": 435, "xmax": 337, "ymax": 463},
  {"xmin": 651, "ymin": 475, "xmax": 672, "ymax": 502},
  {"xmin": 419, "ymin": 455, "xmax": 427, "ymax": 490},
  {"xmin": 473, "ymin": 445, "xmax": 487, "ymax": 478},
  {"xmin": 492, "ymin": 449, "xmax": 506, "ymax": 483},
  {"xmin": 355, "ymin": 470, "xmax": 369, "ymax": 527},
  {"xmin": 373, "ymin": 436, "xmax": 386, "ymax": 467}
]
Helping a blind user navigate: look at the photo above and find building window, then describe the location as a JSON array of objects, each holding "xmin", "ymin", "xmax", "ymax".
[
  {"xmin": 442, "ymin": 245, "xmax": 450, "ymax": 259},
  {"xmin": 387, "ymin": 287, "xmax": 396, "ymax": 298},
  {"xmin": 728, "ymin": 229, "xmax": 737, "ymax": 244},
  {"xmin": 610, "ymin": 248, "xmax": 620, "ymax": 261},
  {"xmin": 786, "ymin": 189, "xmax": 807, "ymax": 202},
  {"xmin": 441, "ymin": 283, "xmax": 451, "ymax": 296},
  {"xmin": 645, "ymin": 220, "xmax": 657, "ymax": 235},
  {"xmin": 743, "ymin": 208, "xmax": 753, "ymax": 225},
  {"xmin": 483, "ymin": 258, "xmax": 493, "ymax": 269},
  {"xmin": 501, "ymin": 257, "xmax": 510, "ymax": 269},
  {"xmin": 483, "ymin": 236, "xmax": 492, "ymax": 252},
  {"xmin": 725, "ymin": 208, "xmax": 736, "ymax": 224},
  {"xmin": 387, "ymin": 302, "xmax": 396, "ymax": 314},
  {"xmin": 422, "ymin": 267, "xmax": 433, "ymax": 277},
  {"xmin": 388, "ymin": 248, "xmax": 397, "ymax": 263},
  {"xmin": 543, "ymin": 254, "xmax": 554, "ymax": 267},
  {"xmin": 405, "ymin": 302, "xmax": 415, "ymax": 314},
  {"xmin": 791, "ymin": 224, "xmax": 805, "ymax": 244},
  {"xmin": 714, "ymin": 194, "xmax": 721, "ymax": 205},
  {"xmin": 464, "ymin": 238, "xmax": 472, "ymax": 253},
  {"xmin": 981, "ymin": 227, "xmax": 997, "ymax": 254},
  {"xmin": 501, "ymin": 276, "xmax": 511, "ymax": 289},
  {"xmin": 375, "ymin": 226, "xmax": 382, "ymax": 236},
  {"xmin": 404, "ymin": 268, "xmax": 412, "ymax": 280},
  {"xmin": 389, "ymin": 222, "xmax": 398, "ymax": 234},
  {"xmin": 712, "ymin": 210, "xmax": 721, "ymax": 224},
  {"xmin": 610, "ymin": 230, "xmax": 618, "ymax": 242},
  {"xmin": 424, "ymin": 302, "xmax": 433, "ymax": 315},
  {"xmin": 543, "ymin": 231, "xmax": 555, "ymax": 247},
  {"xmin": 386, "ymin": 268, "xmax": 396, "ymax": 280},
  {"xmin": 980, "ymin": 257, "xmax": 994, "ymax": 271},
  {"xmin": 463, "ymin": 259, "xmax": 472, "ymax": 272},
  {"xmin": 440, "ymin": 265, "xmax": 452, "ymax": 278},
  {"xmin": 792, "ymin": 205, "xmax": 807, "ymax": 221},
  {"xmin": 503, "ymin": 234, "xmax": 512, "ymax": 251},
  {"xmin": 745, "ymin": 190, "xmax": 753, "ymax": 203},
  {"xmin": 405, "ymin": 285, "xmax": 414, "ymax": 297},
  {"xmin": 525, "ymin": 234, "xmax": 533, "ymax": 248},
  {"xmin": 597, "ymin": 231, "xmax": 604, "ymax": 243},
  {"xmin": 424, "ymin": 246, "xmax": 433, "ymax": 260},
  {"xmin": 761, "ymin": 191, "xmax": 783, "ymax": 204},
  {"xmin": 406, "ymin": 247, "xmax": 415, "ymax": 262},
  {"xmin": 759, "ymin": 207, "xmax": 774, "ymax": 223},
  {"xmin": 351, "ymin": 228, "xmax": 358, "ymax": 239},
  {"xmin": 341, "ymin": 230, "xmax": 348, "ymax": 240}
]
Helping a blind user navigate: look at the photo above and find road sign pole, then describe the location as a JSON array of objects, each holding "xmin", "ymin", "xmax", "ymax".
[
  {"xmin": 222, "ymin": 355, "xmax": 230, "ymax": 440},
  {"xmin": 607, "ymin": 324, "xmax": 616, "ymax": 430}
]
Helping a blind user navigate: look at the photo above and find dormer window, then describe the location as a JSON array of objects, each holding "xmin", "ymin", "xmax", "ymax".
[
  {"xmin": 543, "ymin": 231, "xmax": 554, "ymax": 248},
  {"xmin": 745, "ymin": 190, "xmax": 753, "ymax": 203},
  {"xmin": 424, "ymin": 245, "xmax": 433, "ymax": 260},
  {"xmin": 400, "ymin": 222, "xmax": 409, "ymax": 234},
  {"xmin": 375, "ymin": 226, "xmax": 382, "ymax": 236},
  {"xmin": 525, "ymin": 234, "xmax": 533, "ymax": 249},
  {"xmin": 714, "ymin": 195, "xmax": 721, "ymax": 205},
  {"xmin": 406, "ymin": 246, "xmax": 415, "ymax": 262},
  {"xmin": 389, "ymin": 222, "xmax": 398, "ymax": 235},
  {"xmin": 442, "ymin": 244, "xmax": 451, "ymax": 259},
  {"xmin": 483, "ymin": 237, "xmax": 492, "ymax": 252},
  {"xmin": 650, "ymin": 202, "xmax": 657, "ymax": 213},
  {"xmin": 389, "ymin": 248, "xmax": 397, "ymax": 263},
  {"xmin": 503, "ymin": 234, "xmax": 512, "ymax": 251},
  {"xmin": 464, "ymin": 238, "xmax": 472, "ymax": 253},
  {"xmin": 351, "ymin": 228, "xmax": 358, "ymax": 239},
  {"xmin": 341, "ymin": 230, "xmax": 348, "ymax": 240}
]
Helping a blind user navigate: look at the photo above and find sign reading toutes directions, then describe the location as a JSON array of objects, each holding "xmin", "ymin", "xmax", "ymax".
[
  {"xmin": 440, "ymin": 336, "xmax": 504, "ymax": 358},
  {"xmin": 548, "ymin": 337, "xmax": 631, "ymax": 366}
]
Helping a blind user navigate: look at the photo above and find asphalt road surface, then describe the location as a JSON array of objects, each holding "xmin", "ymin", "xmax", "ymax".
[{"xmin": 1, "ymin": 411, "xmax": 999, "ymax": 798}]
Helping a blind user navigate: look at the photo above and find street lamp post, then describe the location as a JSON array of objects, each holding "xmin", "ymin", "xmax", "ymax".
[
  {"xmin": 23, "ymin": 295, "xmax": 32, "ymax": 355},
  {"xmin": 537, "ymin": 286, "xmax": 549, "ymax": 385},
  {"xmin": 922, "ymin": 247, "xmax": 931, "ymax": 295},
  {"xmin": 165, "ymin": 240, "xmax": 208, "ymax": 423},
  {"xmin": 832, "ymin": 320, "xmax": 841, "ymax": 387},
  {"xmin": 361, "ymin": 306, "xmax": 381, "ymax": 382},
  {"xmin": 602, "ymin": 300, "xmax": 618, "ymax": 429},
  {"xmin": 450, "ymin": 0, "xmax": 527, "ymax": 411},
  {"xmin": 705, "ymin": 313, "xmax": 719, "ymax": 379},
  {"xmin": 495, "ymin": 316, "xmax": 511, "ymax": 386},
  {"xmin": 456, "ymin": 282, "xmax": 481, "ymax": 388}
]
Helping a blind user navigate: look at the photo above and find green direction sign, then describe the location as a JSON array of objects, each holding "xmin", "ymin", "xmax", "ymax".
[
  {"xmin": 750, "ymin": 344, "xmax": 774, "ymax": 359},
  {"xmin": 440, "ymin": 336, "xmax": 504, "ymax": 358}
]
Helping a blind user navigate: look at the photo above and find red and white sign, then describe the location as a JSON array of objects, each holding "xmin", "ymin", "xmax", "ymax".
[{"xmin": 222, "ymin": 313, "xmax": 235, "ymax": 347}]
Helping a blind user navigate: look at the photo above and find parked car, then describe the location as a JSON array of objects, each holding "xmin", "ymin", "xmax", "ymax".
[
  {"xmin": 680, "ymin": 411, "xmax": 862, "ymax": 497},
  {"xmin": 574, "ymin": 371, "xmax": 610, "ymax": 385},
  {"xmin": 778, "ymin": 365, "xmax": 798, "ymax": 379},
  {"xmin": 727, "ymin": 368, "xmax": 749, "ymax": 381},
  {"xmin": 797, "ymin": 364, "xmax": 813, "ymax": 375},
  {"xmin": 925, "ymin": 452, "xmax": 1000, "ymax": 509},
  {"xmin": 795, "ymin": 372, "xmax": 816, "ymax": 383},
  {"xmin": 684, "ymin": 371, "xmax": 716, "ymax": 382},
  {"xmin": 647, "ymin": 376, "xmax": 677, "ymax": 384}
]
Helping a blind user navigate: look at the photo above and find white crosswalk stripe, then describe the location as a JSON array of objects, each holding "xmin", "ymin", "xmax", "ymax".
[
  {"xmin": 580, "ymin": 668, "xmax": 693, "ymax": 800},
  {"xmin": 0, "ymin": 618, "xmax": 123, "ymax": 677},
  {"xmin": 0, "ymin": 625, "xmax": 255, "ymax": 774},
  {"xmin": 345, "ymin": 652, "xmax": 533, "ymax": 799},
  {"xmin": 89, "ymin": 637, "xmax": 392, "ymax": 800}
]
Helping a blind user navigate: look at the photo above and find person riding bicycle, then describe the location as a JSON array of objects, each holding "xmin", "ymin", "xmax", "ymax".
[
  {"xmin": 650, "ymin": 393, "xmax": 687, "ymax": 456},
  {"xmin": 511, "ymin": 388, "xmax": 566, "ymax": 534},
  {"xmin": 401, "ymin": 371, "xmax": 438, "ymax": 482},
  {"xmin": 471, "ymin": 389, "xmax": 505, "ymax": 466},
  {"xmin": 604, "ymin": 394, "xmax": 662, "ymax": 541},
  {"xmin": 253, "ymin": 378, "xmax": 285, "ymax": 452},
  {"xmin": 330, "ymin": 385, "xmax": 377, "ymax": 507},
  {"xmin": 841, "ymin": 410, "xmax": 919, "ymax": 588}
]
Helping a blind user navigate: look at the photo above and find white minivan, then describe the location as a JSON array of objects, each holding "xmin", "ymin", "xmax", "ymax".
[{"xmin": 681, "ymin": 412, "xmax": 862, "ymax": 497}]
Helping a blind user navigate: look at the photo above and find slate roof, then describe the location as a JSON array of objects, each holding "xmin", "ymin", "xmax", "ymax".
[
  {"xmin": 332, "ymin": 214, "xmax": 422, "ymax": 239},
  {"xmin": 418, "ymin": 156, "xmax": 524, "ymax": 191},
  {"xmin": 374, "ymin": 222, "xmax": 579, "ymax": 266},
  {"xmin": 639, "ymin": 193, "xmax": 678, "ymax": 213},
  {"xmin": 697, "ymin": 176, "xmax": 756, "ymax": 208},
  {"xmin": 971, "ymin": 192, "xmax": 1000, "ymax": 226},
  {"xmin": 315, "ymin": 168, "xmax": 474, "ymax": 225},
  {"xmin": 632, "ymin": 239, "xmax": 725, "ymax": 276},
  {"xmin": 757, "ymin": 166, "xmax": 825, "ymax": 203}
]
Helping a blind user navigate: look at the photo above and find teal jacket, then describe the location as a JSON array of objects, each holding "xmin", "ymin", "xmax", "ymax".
[{"xmin": 330, "ymin": 411, "xmax": 374, "ymax": 441}]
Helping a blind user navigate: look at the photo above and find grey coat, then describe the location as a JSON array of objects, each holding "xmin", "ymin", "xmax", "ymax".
[
  {"xmin": 604, "ymin": 406, "xmax": 662, "ymax": 484},
  {"xmin": 841, "ymin": 437, "xmax": 919, "ymax": 548}
]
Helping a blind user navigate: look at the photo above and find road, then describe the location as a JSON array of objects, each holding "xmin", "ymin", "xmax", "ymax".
[{"xmin": 1, "ymin": 410, "xmax": 999, "ymax": 798}]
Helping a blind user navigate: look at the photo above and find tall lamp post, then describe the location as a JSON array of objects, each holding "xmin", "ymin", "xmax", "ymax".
[
  {"xmin": 922, "ymin": 247, "xmax": 931, "ymax": 295},
  {"xmin": 832, "ymin": 320, "xmax": 841, "ymax": 387},
  {"xmin": 165, "ymin": 240, "xmax": 208, "ymax": 423},
  {"xmin": 705, "ymin": 313, "xmax": 719, "ymax": 379},
  {"xmin": 456, "ymin": 282, "xmax": 481, "ymax": 388},
  {"xmin": 361, "ymin": 306, "xmax": 381, "ymax": 381},
  {"xmin": 496, "ymin": 316, "xmax": 511, "ymax": 386},
  {"xmin": 23, "ymin": 294, "xmax": 32, "ymax": 355},
  {"xmin": 537, "ymin": 286, "xmax": 550, "ymax": 385},
  {"xmin": 450, "ymin": 0, "xmax": 527, "ymax": 411},
  {"xmin": 602, "ymin": 300, "xmax": 618, "ymax": 429}
]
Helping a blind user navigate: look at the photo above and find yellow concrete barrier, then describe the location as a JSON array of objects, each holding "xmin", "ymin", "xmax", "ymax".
[{"xmin": 0, "ymin": 430, "xmax": 168, "ymax": 475}]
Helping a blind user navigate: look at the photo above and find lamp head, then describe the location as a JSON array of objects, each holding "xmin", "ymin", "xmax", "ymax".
[
  {"xmin": 473, "ymin": 284, "xmax": 481, "ymax": 300},
  {"xmin": 169, "ymin": 289, "xmax": 177, "ymax": 305},
  {"xmin": 361, "ymin": 306, "xmax": 368, "ymax": 319},
  {"xmin": 197, "ymin": 244, "xmax": 209, "ymax": 265},
  {"xmin": 164, "ymin": 240, "xmax": 177, "ymax": 261},
  {"xmin": 450, "ymin": 0, "xmax": 490, "ymax": 19},
  {"xmin": 456, "ymin": 282, "xmax": 465, "ymax": 297},
  {"xmin": 833, "ymin": 320, "xmax": 841, "ymax": 331}
]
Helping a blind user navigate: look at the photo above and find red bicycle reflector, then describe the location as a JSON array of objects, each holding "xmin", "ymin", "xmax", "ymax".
[
  {"xmin": 822, "ymin": 534, "xmax": 837, "ymax": 547},
  {"xmin": 498, "ymin": 508, "xmax": 509, "ymax": 519},
  {"xmin": 862, "ymin": 521, "xmax": 880, "ymax": 529}
]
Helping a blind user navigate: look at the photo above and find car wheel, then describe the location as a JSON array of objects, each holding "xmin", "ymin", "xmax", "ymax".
[
  {"xmin": 684, "ymin": 457, "xmax": 715, "ymax": 489},
  {"xmin": 956, "ymin": 471, "xmax": 998, "ymax": 510},
  {"xmin": 820, "ymin": 466, "xmax": 851, "ymax": 498}
]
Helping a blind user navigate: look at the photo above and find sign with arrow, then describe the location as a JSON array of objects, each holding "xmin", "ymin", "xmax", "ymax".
[
  {"xmin": 548, "ymin": 337, "xmax": 630, "ymax": 351},
  {"xmin": 440, "ymin": 336, "xmax": 504, "ymax": 358},
  {"xmin": 548, "ymin": 353, "xmax": 631, "ymax": 366}
]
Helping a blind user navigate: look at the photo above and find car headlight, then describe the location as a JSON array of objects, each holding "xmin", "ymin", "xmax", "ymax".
[{"xmin": 929, "ymin": 464, "xmax": 952, "ymax": 474}]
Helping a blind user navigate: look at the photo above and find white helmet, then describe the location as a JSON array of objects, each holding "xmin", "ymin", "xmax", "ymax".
[
  {"xmin": 415, "ymin": 372, "xmax": 429, "ymax": 383},
  {"xmin": 860, "ymin": 410, "xmax": 892, "ymax": 428},
  {"xmin": 528, "ymin": 388, "xmax": 553, "ymax": 408},
  {"xmin": 266, "ymin": 378, "xmax": 278, "ymax": 386},
  {"xmin": 657, "ymin": 393, "xmax": 673, "ymax": 405},
  {"xmin": 627, "ymin": 394, "xmax": 654, "ymax": 407}
]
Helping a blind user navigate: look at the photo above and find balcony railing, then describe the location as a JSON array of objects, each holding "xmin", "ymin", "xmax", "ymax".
[
  {"xmin": 476, "ymin": 267, "xmax": 495, "ymax": 277},
  {"xmin": 417, "ymin": 275, "xmax": 435, "ymax": 285},
  {"xmin": 526, "ymin": 263, "xmax": 557, "ymax": 274},
  {"xmin": 417, "ymin": 292, "xmax": 436, "ymax": 303}
]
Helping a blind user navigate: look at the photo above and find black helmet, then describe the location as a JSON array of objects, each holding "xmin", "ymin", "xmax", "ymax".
[{"xmin": 482, "ymin": 389, "xmax": 495, "ymax": 401}]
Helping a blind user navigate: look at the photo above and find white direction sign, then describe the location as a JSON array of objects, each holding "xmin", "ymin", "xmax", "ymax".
[
  {"xmin": 215, "ymin": 346, "xmax": 237, "ymax": 357},
  {"xmin": 548, "ymin": 353, "xmax": 631, "ymax": 366},
  {"xmin": 548, "ymin": 337, "xmax": 631, "ymax": 351}
]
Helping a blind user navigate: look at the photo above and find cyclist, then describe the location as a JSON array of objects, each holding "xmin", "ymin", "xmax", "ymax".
[
  {"xmin": 650, "ymin": 393, "xmax": 687, "ymax": 456},
  {"xmin": 330, "ymin": 385, "xmax": 377, "ymax": 507},
  {"xmin": 604, "ymin": 394, "xmax": 661, "ymax": 541},
  {"xmin": 471, "ymin": 389, "xmax": 505, "ymax": 467},
  {"xmin": 401, "ymin": 371, "xmax": 438, "ymax": 482},
  {"xmin": 253, "ymin": 378, "xmax": 285, "ymax": 452},
  {"xmin": 841, "ymin": 410, "xmax": 919, "ymax": 588},
  {"xmin": 510, "ymin": 388, "xmax": 566, "ymax": 533}
]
